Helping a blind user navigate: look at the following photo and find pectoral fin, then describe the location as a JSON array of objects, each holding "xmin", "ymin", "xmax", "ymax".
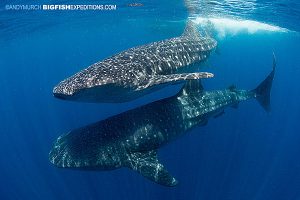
[
  {"xmin": 137, "ymin": 72, "xmax": 213, "ymax": 90},
  {"xmin": 125, "ymin": 150, "xmax": 178, "ymax": 187}
]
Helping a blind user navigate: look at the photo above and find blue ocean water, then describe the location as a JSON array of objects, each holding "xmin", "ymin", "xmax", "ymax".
[{"xmin": 1, "ymin": 0, "xmax": 300, "ymax": 199}]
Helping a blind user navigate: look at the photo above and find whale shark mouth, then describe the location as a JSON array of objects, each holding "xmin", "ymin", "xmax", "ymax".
[
  {"xmin": 191, "ymin": 17, "xmax": 289, "ymax": 38},
  {"xmin": 53, "ymin": 92, "xmax": 67, "ymax": 100}
]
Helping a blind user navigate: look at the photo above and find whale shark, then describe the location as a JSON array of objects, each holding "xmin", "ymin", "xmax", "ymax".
[
  {"xmin": 53, "ymin": 21, "xmax": 217, "ymax": 103},
  {"xmin": 49, "ymin": 55, "xmax": 275, "ymax": 186}
]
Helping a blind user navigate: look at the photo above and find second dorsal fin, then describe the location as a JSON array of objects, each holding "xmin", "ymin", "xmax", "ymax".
[{"xmin": 182, "ymin": 20, "xmax": 201, "ymax": 40}]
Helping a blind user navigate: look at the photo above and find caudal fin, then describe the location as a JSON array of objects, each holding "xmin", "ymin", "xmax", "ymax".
[{"xmin": 252, "ymin": 53, "xmax": 276, "ymax": 112}]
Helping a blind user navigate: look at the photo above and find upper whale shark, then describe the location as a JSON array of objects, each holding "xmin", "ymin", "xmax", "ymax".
[
  {"xmin": 49, "ymin": 54, "xmax": 275, "ymax": 186},
  {"xmin": 53, "ymin": 21, "xmax": 217, "ymax": 103}
]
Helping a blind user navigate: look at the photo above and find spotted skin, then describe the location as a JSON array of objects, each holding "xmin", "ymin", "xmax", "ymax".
[
  {"xmin": 50, "ymin": 84, "xmax": 257, "ymax": 186},
  {"xmin": 50, "ymin": 55, "xmax": 275, "ymax": 186},
  {"xmin": 53, "ymin": 22, "xmax": 217, "ymax": 103}
]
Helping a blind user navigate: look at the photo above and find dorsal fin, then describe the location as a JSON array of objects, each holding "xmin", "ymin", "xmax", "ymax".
[
  {"xmin": 228, "ymin": 85, "xmax": 236, "ymax": 91},
  {"xmin": 178, "ymin": 79, "xmax": 204, "ymax": 96},
  {"xmin": 182, "ymin": 20, "xmax": 201, "ymax": 39}
]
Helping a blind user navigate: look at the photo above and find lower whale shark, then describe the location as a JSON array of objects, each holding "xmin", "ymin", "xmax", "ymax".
[
  {"xmin": 49, "ymin": 55, "xmax": 275, "ymax": 186},
  {"xmin": 53, "ymin": 21, "xmax": 216, "ymax": 103}
]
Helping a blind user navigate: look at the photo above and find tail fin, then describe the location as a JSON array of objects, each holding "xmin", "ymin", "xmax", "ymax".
[{"xmin": 252, "ymin": 53, "xmax": 276, "ymax": 112}]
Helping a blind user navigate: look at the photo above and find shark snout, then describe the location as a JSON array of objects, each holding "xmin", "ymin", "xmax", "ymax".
[{"xmin": 53, "ymin": 83, "xmax": 75, "ymax": 100}]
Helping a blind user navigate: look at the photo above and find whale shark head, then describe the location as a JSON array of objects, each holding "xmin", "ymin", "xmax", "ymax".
[
  {"xmin": 53, "ymin": 68, "xmax": 127, "ymax": 102},
  {"xmin": 54, "ymin": 82, "xmax": 110, "ymax": 101},
  {"xmin": 53, "ymin": 79, "xmax": 133, "ymax": 103}
]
